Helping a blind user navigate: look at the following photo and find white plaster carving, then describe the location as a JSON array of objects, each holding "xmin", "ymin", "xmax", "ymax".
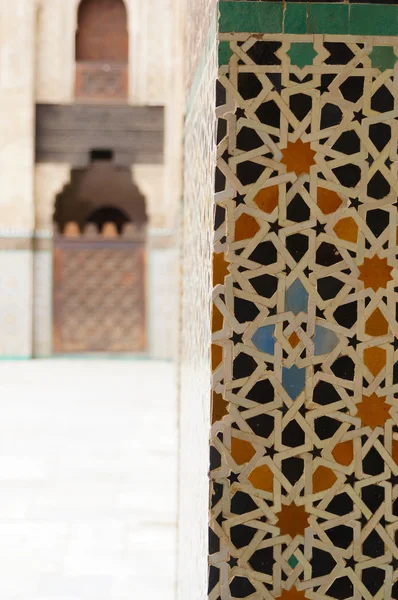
[{"xmin": 34, "ymin": 164, "xmax": 71, "ymax": 233}]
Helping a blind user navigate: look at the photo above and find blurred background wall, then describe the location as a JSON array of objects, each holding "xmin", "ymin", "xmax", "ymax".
[{"xmin": 0, "ymin": 0, "xmax": 182, "ymax": 360}]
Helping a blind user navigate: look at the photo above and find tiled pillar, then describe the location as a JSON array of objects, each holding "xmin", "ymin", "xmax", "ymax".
[{"xmin": 180, "ymin": 1, "xmax": 398, "ymax": 598}]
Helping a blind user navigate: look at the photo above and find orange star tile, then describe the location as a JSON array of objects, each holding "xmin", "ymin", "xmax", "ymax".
[
  {"xmin": 276, "ymin": 502, "xmax": 309, "ymax": 537},
  {"xmin": 358, "ymin": 255, "xmax": 393, "ymax": 292},
  {"xmin": 356, "ymin": 393, "xmax": 391, "ymax": 429},
  {"xmin": 281, "ymin": 139, "xmax": 316, "ymax": 175}
]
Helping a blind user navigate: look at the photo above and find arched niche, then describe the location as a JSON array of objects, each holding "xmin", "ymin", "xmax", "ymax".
[
  {"xmin": 75, "ymin": 0, "xmax": 129, "ymax": 102},
  {"xmin": 53, "ymin": 161, "xmax": 147, "ymax": 233}
]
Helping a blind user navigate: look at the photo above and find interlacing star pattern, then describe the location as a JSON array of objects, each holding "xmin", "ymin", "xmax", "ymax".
[{"xmin": 210, "ymin": 34, "xmax": 398, "ymax": 599}]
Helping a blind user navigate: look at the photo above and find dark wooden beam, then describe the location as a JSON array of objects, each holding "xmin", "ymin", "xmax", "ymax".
[{"xmin": 35, "ymin": 104, "xmax": 164, "ymax": 166}]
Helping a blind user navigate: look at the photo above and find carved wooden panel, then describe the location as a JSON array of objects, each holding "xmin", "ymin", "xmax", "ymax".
[
  {"xmin": 75, "ymin": 62, "xmax": 128, "ymax": 102},
  {"xmin": 53, "ymin": 234, "xmax": 146, "ymax": 353}
]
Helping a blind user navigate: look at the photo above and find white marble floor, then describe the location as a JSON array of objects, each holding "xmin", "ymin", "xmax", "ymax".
[{"xmin": 0, "ymin": 359, "xmax": 177, "ymax": 600}]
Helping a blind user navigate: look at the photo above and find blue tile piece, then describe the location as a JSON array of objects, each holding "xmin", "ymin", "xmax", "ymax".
[
  {"xmin": 282, "ymin": 365, "xmax": 306, "ymax": 400},
  {"xmin": 313, "ymin": 325, "xmax": 339, "ymax": 356},
  {"xmin": 285, "ymin": 279, "xmax": 308, "ymax": 315},
  {"xmin": 252, "ymin": 325, "xmax": 275, "ymax": 354}
]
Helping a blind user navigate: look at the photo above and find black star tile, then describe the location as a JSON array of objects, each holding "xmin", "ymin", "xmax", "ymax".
[
  {"xmin": 265, "ymin": 362, "xmax": 274, "ymax": 371},
  {"xmin": 310, "ymin": 447, "xmax": 322, "ymax": 458},
  {"xmin": 348, "ymin": 335, "xmax": 359, "ymax": 350},
  {"xmin": 268, "ymin": 306, "xmax": 277, "ymax": 316},
  {"xmin": 303, "ymin": 266, "xmax": 312, "ymax": 277},
  {"xmin": 283, "ymin": 265, "xmax": 291, "ymax": 275},
  {"xmin": 234, "ymin": 193, "xmax": 246, "ymax": 206},
  {"xmin": 366, "ymin": 154, "xmax": 374, "ymax": 166},
  {"xmin": 346, "ymin": 473, "xmax": 356, "ymax": 486},
  {"xmin": 314, "ymin": 363, "xmax": 323, "ymax": 373},
  {"xmin": 269, "ymin": 221, "xmax": 281, "ymax": 234},
  {"xmin": 345, "ymin": 557, "xmax": 356, "ymax": 570},
  {"xmin": 349, "ymin": 197, "xmax": 362, "ymax": 209},
  {"xmin": 236, "ymin": 108, "xmax": 245, "ymax": 120},
  {"xmin": 266, "ymin": 445, "xmax": 277, "ymax": 459},
  {"xmin": 316, "ymin": 307, "xmax": 325, "ymax": 319},
  {"xmin": 232, "ymin": 331, "xmax": 243, "ymax": 345},
  {"xmin": 353, "ymin": 109, "xmax": 365, "ymax": 124},
  {"xmin": 228, "ymin": 556, "xmax": 238, "ymax": 568},
  {"xmin": 314, "ymin": 221, "xmax": 325, "ymax": 235},
  {"xmin": 386, "ymin": 158, "xmax": 393, "ymax": 168},
  {"xmin": 228, "ymin": 472, "xmax": 240, "ymax": 485},
  {"xmin": 317, "ymin": 82, "xmax": 330, "ymax": 95}
]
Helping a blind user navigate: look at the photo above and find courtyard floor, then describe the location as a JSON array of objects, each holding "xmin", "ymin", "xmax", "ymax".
[{"xmin": 0, "ymin": 359, "xmax": 177, "ymax": 600}]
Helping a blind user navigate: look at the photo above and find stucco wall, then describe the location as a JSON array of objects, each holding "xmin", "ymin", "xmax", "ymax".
[
  {"xmin": 0, "ymin": 0, "xmax": 35, "ymax": 231},
  {"xmin": 177, "ymin": 10, "xmax": 218, "ymax": 599},
  {"xmin": 35, "ymin": 0, "xmax": 173, "ymax": 107}
]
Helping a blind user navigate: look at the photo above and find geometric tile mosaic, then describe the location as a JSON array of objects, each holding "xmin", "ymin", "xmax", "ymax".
[{"xmin": 210, "ymin": 29, "xmax": 398, "ymax": 600}]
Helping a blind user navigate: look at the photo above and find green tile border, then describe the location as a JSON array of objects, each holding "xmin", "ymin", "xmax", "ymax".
[
  {"xmin": 307, "ymin": 3, "xmax": 349, "ymax": 35},
  {"xmin": 349, "ymin": 4, "xmax": 398, "ymax": 36},
  {"xmin": 219, "ymin": 2, "xmax": 398, "ymax": 37},
  {"xmin": 219, "ymin": 1, "xmax": 283, "ymax": 34},
  {"xmin": 284, "ymin": 4, "xmax": 306, "ymax": 35}
]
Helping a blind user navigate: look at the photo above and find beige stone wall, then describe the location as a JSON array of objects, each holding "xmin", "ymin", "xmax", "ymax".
[
  {"xmin": 35, "ymin": 0, "xmax": 179, "ymax": 230},
  {"xmin": 0, "ymin": 0, "xmax": 35, "ymax": 231},
  {"xmin": 33, "ymin": 249, "xmax": 52, "ymax": 357},
  {"xmin": 35, "ymin": 0, "xmax": 173, "ymax": 106},
  {"xmin": 35, "ymin": 0, "xmax": 77, "ymax": 103},
  {"xmin": 131, "ymin": 164, "xmax": 165, "ymax": 229},
  {"xmin": 182, "ymin": 0, "xmax": 217, "ymax": 87},
  {"xmin": 0, "ymin": 251, "xmax": 33, "ymax": 356},
  {"xmin": 148, "ymin": 242, "xmax": 178, "ymax": 360},
  {"xmin": 34, "ymin": 164, "xmax": 71, "ymax": 234},
  {"xmin": 178, "ymin": 9, "xmax": 218, "ymax": 598}
]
